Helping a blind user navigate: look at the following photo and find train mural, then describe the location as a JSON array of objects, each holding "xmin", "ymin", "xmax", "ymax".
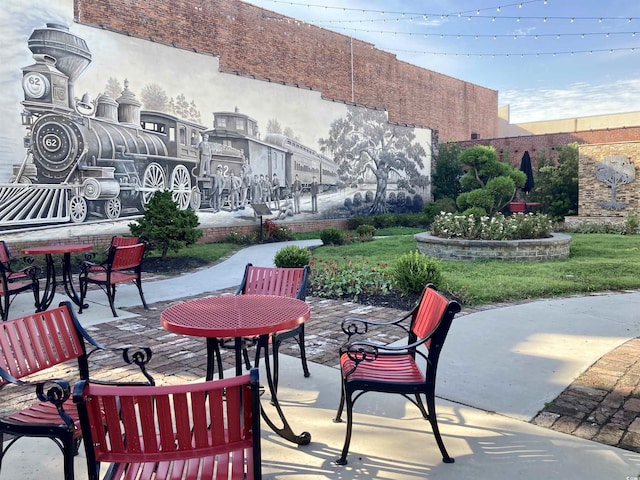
[{"xmin": 2, "ymin": 23, "xmax": 339, "ymax": 226}]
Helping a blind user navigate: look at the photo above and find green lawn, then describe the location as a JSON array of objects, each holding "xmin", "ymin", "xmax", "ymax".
[{"xmin": 309, "ymin": 233, "xmax": 640, "ymax": 306}]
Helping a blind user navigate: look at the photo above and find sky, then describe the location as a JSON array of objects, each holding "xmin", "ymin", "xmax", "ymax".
[{"xmin": 243, "ymin": 0, "xmax": 640, "ymax": 124}]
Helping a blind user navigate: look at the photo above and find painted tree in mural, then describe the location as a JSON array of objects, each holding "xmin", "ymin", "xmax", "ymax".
[
  {"xmin": 596, "ymin": 154, "xmax": 636, "ymax": 210},
  {"xmin": 319, "ymin": 107, "xmax": 426, "ymax": 214},
  {"xmin": 141, "ymin": 83, "xmax": 169, "ymax": 111},
  {"xmin": 104, "ymin": 77, "xmax": 122, "ymax": 99}
]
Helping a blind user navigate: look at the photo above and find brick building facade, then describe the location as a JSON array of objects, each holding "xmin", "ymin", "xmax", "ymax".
[{"xmin": 73, "ymin": 0, "xmax": 498, "ymax": 142}]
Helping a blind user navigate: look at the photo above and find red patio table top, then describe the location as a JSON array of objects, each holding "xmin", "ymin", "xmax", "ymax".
[
  {"xmin": 161, "ymin": 294, "xmax": 310, "ymax": 338},
  {"xmin": 22, "ymin": 244, "xmax": 93, "ymax": 255}
]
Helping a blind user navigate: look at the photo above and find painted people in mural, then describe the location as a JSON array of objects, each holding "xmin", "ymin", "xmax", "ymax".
[
  {"xmin": 260, "ymin": 174, "xmax": 271, "ymax": 206},
  {"xmin": 210, "ymin": 165, "xmax": 225, "ymax": 212},
  {"xmin": 229, "ymin": 171, "xmax": 242, "ymax": 211},
  {"xmin": 271, "ymin": 173, "xmax": 281, "ymax": 210},
  {"xmin": 310, "ymin": 176, "xmax": 319, "ymax": 213},
  {"xmin": 241, "ymin": 158, "xmax": 252, "ymax": 206},
  {"xmin": 198, "ymin": 133, "xmax": 212, "ymax": 176},
  {"xmin": 275, "ymin": 198, "xmax": 294, "ymax": 220},
  {"xmin": 292, "ymin": 174, "xmax": 302, "ymax": 214},
  {"xmin": 251, "ymin": 174, "xmax": 262, "ymax": 204}
]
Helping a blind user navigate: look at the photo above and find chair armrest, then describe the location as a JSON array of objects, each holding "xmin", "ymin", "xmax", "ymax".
[
  {"xmin": 87, "ymin": 346, "xmax": 155, "ymax": 386},
  {"xmin": 79, "ymin": 260, "xmax": 105, "ymax": 275},
  {"xmin": 9, "ymin": 264, "xmax": 40, "ymax": 281},
  {"xmin": 340, "ymin": 310, "xmax": 412, "ymax": 339}
]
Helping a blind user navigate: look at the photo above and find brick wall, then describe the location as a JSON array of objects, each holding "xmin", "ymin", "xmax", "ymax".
[
  {"xmin": 456, "ymin": 127, "xmax": 640, "ymax": 167},
  {"xmin": 73, "ymin": 0, "xmax": 498, "ymax": 141},
  {"xmin": 577, "ymin": 142, "xmax": 640, "ymax": 218}
]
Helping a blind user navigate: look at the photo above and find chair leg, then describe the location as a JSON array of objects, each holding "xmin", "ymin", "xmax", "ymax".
[
  {"xmin": 31, "ymin": 283, "xmax": 39, "ymax": 312},
  {"xmin": 1, "ymin": 292, "xmax": 9, "ymax": 321},
  {"xmin": 297, "ymin": 325, "xmax": 311, "ymax": 378},
  {"xmin": 336, "ymin": 390, "xmax": 355, "ymax": 465},
  {"xmin": 61, "ymin": 432, "xmax": 77, "ymax": 480},
  {"xmin": 78, "ymin": 278, "xmax": 87, "ymax": 314},
  {"xmin": 425, "ymin": 392, "xmax": 455, "ymax": 464},
  {"xmin": 107, "ymin": 284, "xmax": 118, "ymax": 317},
  {"xmin": 135, "ymin": 277, "xmax": 148, "ymax": 309}
]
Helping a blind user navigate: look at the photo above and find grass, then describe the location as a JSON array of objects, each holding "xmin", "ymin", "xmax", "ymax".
[
  {"xmin": 148, "ymin": 232, "xmax": 640, "ymax": 307},
  {"xmin": 308, "ymin": 233, "xmax": 640, "ymax": 306}
]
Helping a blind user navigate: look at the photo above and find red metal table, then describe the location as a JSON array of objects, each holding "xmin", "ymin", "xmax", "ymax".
[
  {"xmin": 22, "ymin": 243, "xmax": 93, "ymax": 311},
  {"xmin": 161, "ymin": 294, "xmax": 312, "ymax": 445}
]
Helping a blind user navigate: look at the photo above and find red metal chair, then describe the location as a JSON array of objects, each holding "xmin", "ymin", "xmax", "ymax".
[
  {"xmin": 78, "ymin": 242, "xmax": 148, "ymax": 317},
  {"xmin": 230, "ymin": 263, "xmax": 310, "ymax": 390},
  {"xmin": 334, "ymin": 284, "xmax": 461, "ymax": 465},
  {"xmin": 0, "ymin": 302, "xmax": 154, "ymax": 480},
  {"xmin": 0, "ymin": 240, "xmax": 39, "ymax": 321},
  {"xmin": 73, "ymin": 369, "xmax": 262, "ymax": 480}
]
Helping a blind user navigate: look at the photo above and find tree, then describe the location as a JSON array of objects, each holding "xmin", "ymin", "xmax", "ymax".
[
  {"xmin": 174, "ymin": 94, "xmax": 190, "ymax": 119},
  {"xmin": 319, "ymin": 107, "xmax": 426, "ymax": 214},
  {"xmin": 128, "ymin": 190, "xmax": 202, "ymax": 258},
  {"xmin": 431, "ymin": 142, "xmax": 464, "ymax": 201},
  {"xmin": 456, "ymin": 145, "xmax": 525, "ymax": 216},
  {"xmin": 140, "ymin": 83, "xmax": 169, "ymax": 111},
  {"xmin": 266, "ymin": 118, "xmax": 282, "ymax": 134},
  {"xmin": 596, "ymin": 154, "xmax": 636, "ymax": 210},
  {"xmin": 104, "ymin": 77, "xmax": 122, "ymax": 99},
  {"xmin": 530, "ymin": 143, "xmax": 578, "ymax": 220}
]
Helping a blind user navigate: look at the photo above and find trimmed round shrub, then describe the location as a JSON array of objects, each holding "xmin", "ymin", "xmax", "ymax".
[
  {"xmin": 392, "ymin": 251, "xmax": 443, "ymax": 295},
  {"xmin": 344, "ymin": 197, "xmax": 353, "ymax": 209},
  {"xmin": 274, "ymin": 245, "xmax": 311, "ymax": 268},
  {"xmin": 353, "ymin": 192, "xmax": 363, "ymax": 207},
  {"xmin": 320, "ymin": 227, "xmax": 344, "ymax": 245},
  {"xmin": 365, "ymin": 190, "xmax": 374, "ymax": 203}
]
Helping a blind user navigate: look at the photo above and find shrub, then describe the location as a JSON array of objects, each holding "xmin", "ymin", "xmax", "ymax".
[
  {"xmin": 430, "ymin": 212, "xmax": 552, "ymax": 240},
  {"xmin": 224, "ymin": 231, "xmax": 254, "ymax": 245},
  {"xmin": 262, "ymin": 219, "xmax": 294, "ymax": 242},
  {"xmin": 355, "ymin": 224, "xmax": 376, "ymax": 241},
  {"xmin": 392, "ymin": 251, "xmax": 443, "ymax": 294},
  {"xmin": 274, "ymin": 245, "xmax": 311, "ymax": 268},
  {"xmin": 320, "ymin": 227, "xmax": 344, "ymax": 245},
  {"xmin": 424, "ymin": 197, "xmax": 457, "ymax": 224},
  {"xmin": 353, "ymin": 192, "xmax": 363, "ymax": 207},
  {"xmin": 624, "ymin": 212, "xmax": 640, "ymax": 235},
  {"xmin": 365, "ymin": 190, "xmax": 374, "ymax": 203},
  {"xmin": 308, "ymin": 257, "xmax": 392, "ymax": 299},
  {"xmin": 129, "ymin": 190, "xmax": 202, "ymax": 258},
  {"xmin": 343, "ymin": 197, "xmax": 353, "ymax": 209}
]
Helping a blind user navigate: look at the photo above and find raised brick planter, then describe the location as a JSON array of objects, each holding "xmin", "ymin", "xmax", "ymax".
[{"xmin": 414, "ymin": 232, "xmax": 572, "ymax": 261}]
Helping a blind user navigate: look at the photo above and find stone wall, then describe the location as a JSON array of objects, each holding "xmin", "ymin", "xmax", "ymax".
[
  {"xmin": 414, "ymin": 233, "xmax": 571, "ymax": 261},
  {"xmin": 73, "ymin": 0, "xmax": 498, "ymax": 142},
  {"xmin": 577, "ymin": 142, "xmax": 640, "ymax": 219}
]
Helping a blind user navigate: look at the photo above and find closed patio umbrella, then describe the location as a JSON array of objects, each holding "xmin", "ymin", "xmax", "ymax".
[{"xmin": 520, "ymin": 150, "xmax": 535, "ymax": 195}]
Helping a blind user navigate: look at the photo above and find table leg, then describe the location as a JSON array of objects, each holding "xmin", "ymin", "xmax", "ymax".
[
  {"xmin": 205, "ymin": 338, "xmax": 225, "ymax": 381},
  {"xmin": 35, "ymin": 254, "xmax": 56, "ymax": 311},
  {"xmin": 257, "ymin": 335, "xmax": 311, "ymax": 445},
  {"xmin": 61, "ymin": 252, "xmax": 87, "ymax": 308}
]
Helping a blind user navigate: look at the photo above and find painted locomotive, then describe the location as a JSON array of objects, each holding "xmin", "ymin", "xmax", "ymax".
[{"xmin": 3, "ymin": 23, "xmax": 338, "ymax": 226}]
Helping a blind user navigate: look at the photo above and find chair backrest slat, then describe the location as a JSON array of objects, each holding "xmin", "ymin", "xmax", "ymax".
[
  {"xmin": 411, "ymin": 287, "xmax": 450, "ymax": 340},
  {"xmin": 110, "ymin": 243, "xmax": 145, "ymax": 271},
  {"xmin": 75, "ymin": 373, "xmax": 259, "ymax": 465},
  {"xmin": 0, "ymin": 241, "xmax": 11, "ymax": 266},
  {"xmin": 111, "ymin": 236, "xmax": 140, "ymax": 247},
  {"xmin": 241, "ymin": 265, "xmax": 307, "ymax": 300},
  {"xmin": 0, "ymin": 305, "xmax": 84, "ymax": 384}
]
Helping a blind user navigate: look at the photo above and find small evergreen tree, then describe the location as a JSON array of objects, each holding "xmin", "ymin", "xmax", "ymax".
[
  {"xmin": 431, "ymin": 142, "xmax": 464, "ymax": 201},
  {"xmin": 129, "ymin": 190, "xmax": 202, "ymax": 258}
]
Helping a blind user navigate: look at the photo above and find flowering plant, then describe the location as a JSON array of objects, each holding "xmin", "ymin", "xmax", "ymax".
[{"xmin": 430, "ymin": 212, "xmax": 552, "ymax": 240}]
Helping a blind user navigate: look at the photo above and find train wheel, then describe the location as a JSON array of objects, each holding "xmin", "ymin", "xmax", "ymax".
[
  {"xmin": 141, "ymin": 162, "xmax": 166, "ymax": 207},
  {"xmin": 104, "ymin": 198, "xmax": 121, "ymax": 220},
  {"xmin": 170, "ymin": 165, "xmax": 191, "ymax": 210},
  {"xmin": 190, "ymin": 186, "xmax": 202, "ymax": 210},
  {"xmin": 69, "ymin": 195, "xmax": 87, "ymax": 223}
]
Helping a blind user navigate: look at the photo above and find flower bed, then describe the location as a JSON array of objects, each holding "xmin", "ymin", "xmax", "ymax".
[{"xmin": 414, "ymin": 232, "xmax": 571, "ymax": 261}]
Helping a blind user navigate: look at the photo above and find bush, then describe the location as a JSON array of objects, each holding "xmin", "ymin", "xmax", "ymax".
[
  {"xmin": 353, "ymin": 192, "xmax": 363, "ymax": 207},
  {"xmin": 320, "ymin": 227, "xmax": 344, "ymax": 245},
  {"xmin": 308, "ymin": 257, "xmax": 392, "ymax": 299},
  {"xmin": 129, "ymin": 190, "xmax": 202, "ymax": 258},
  {"xmin": 224, "ymin": 231, "xmax": 254, "ymax": 245},
  {"xmin": 424, "ymin": 197, "xmax": 457, "ymax": 224},
  {"xmin": 430, "ymin": 212, "xmax": 552, "ymax": 240},
  {"xmin": 392, "ymin": 251, "xmax": 443, "ymax": 294},
  {"xmin": 274, "ymin": 245, "xmax": 311, "ymax": 268},
  {"xmin": 262, "ymin": 219, "xmax": 294, "ymax": 242},
  {"xmin": 355, "ymin": 224, "xmax": 376, "ymax": 241}
]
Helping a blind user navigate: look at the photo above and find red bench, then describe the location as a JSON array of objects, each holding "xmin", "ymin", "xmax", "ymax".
[{"xmin": 0, "ymin": 302, "xmax": 154, "ymax": 480}]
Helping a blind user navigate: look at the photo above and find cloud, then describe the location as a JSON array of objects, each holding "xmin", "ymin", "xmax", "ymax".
[{"xmin": 500, "ymin": 79, "xmax": 640, "ymax": 123}]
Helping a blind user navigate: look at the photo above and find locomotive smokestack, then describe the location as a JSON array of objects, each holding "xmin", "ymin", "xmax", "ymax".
[{"xmin": 27, "ymin": 23, "xmax": 92, "ymax": 108}]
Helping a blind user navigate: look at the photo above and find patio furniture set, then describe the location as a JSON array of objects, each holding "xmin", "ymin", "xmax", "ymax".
[{"xmin": 0, "ymin": 241, "xmax": 462, "ymax": 479}]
